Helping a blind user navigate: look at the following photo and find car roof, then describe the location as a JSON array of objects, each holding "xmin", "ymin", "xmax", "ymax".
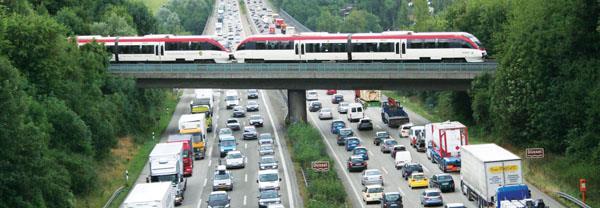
[
  {"xmin": 258, "ymin": 169, "xmax": 278, "ymax": 174},
  {"xmin": 435, "ymin": 173, "xmax": 452, "ymax": 177},
  {"xmin": 365, "ymin": 184, "xmax": 383, "ymax": 189},
  {"xmin": 385, "ymin": 192, "xmax": 401, "ymax": 195},
  {"xmin": 424, "ymin": 188, "xmax": 441, "ymax": 193},
  {"xmin": 350, "ymin": 155, "xmax": 363, "ymax": 159},
  {"xmin": 365, "ymin": 169, "xmax": 381, "ymax": 173},
  {"xmin": 210, "ymin": 191, "xmax": 228, "ymax": 195},
  {"xmin": 261, "ymin": 155, "xmax": 276, "ymax": 160},
  {"xmin": 411, "ymin": 172, "xmax": 425, "ymax": 176}
]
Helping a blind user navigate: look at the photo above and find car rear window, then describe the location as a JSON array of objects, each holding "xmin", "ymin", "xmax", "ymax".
[
  {"xmin": 368, "ymin": 187, "xmax": 383, "ymax": 193},
  {"xmin": 427, "ymin": 192, "xmax": 440, "ymax": 197}
]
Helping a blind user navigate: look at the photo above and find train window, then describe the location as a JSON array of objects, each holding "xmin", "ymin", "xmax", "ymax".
[
  {"xmin": 352, "ymin": 43, "xmax": 366, "ymax": 52},
  {"xmin": 166, "ymin": 42, "xmax": 191, "ymax": 51},
  {"xmin": 255, "ymin": 41, "xmax": 267, "ymax": 50},
  {"xmin": 305, "ymin": 43, "xmax": 317, "ymax": 53},
  {"xmin": 237, "ymin": 43, "xmax": 246, "ymax": 50},
  {"xmin": 407, "ymin": 39, "xmax": 423, "ymax": 49},
  {"xmin": 333, "ymin": 43, "xmax": 346, "ymax": 52},
  {"xmin": 285, "ymin": 41, "xmax": 293, "ymax": 49},
  {"xmin": 190, "ymin": 42, "xmax": 203, "ymax": 50},
  {"xmin": 106, "ymin": 45, "xmax": 115, "ymax": 54},
  {"xmin": 267, "ymin": 41, "xmax": 280, "ymax": 50},
  {"xmin": 437, "ymin": 39, "xmax": 451, "ymax": 48},
  {"xmin": 460, "ymin": 39, "xmax": 473, "ymax": 48},
  {"xmin": 320, "ymin": 43, "xmax": 329, "ymax": 52},
  {"xmin": 378, "ymin": 42, "xmax": 394, "ymax": 52},
  {"xmin": 141, "ymin": 45, "xmax": 154, "ymax": 54},
  {"xmin": 366, "ymin": 43, "xmax": 378, "ymax": 52},
  {"xmin": 423, "ymin": 39, "xmax": 436, "ymax": 48},
  {"xmin": 118, "ymin": 45, "xmax": 142, "ymax": 54}
]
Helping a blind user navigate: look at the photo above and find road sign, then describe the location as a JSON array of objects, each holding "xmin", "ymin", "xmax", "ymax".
[
  {"xmin": 526, "ymin": 148, "xmax": 544, "ymax": 158},
  {"xmin": 311, "ymin": 161, "xmax": 329, "ymax": 172}
]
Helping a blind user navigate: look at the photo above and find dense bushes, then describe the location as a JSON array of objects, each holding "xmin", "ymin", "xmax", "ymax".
[{"xmin": 287, "ymin": 123, "xmax": 348, "ymax": 207}]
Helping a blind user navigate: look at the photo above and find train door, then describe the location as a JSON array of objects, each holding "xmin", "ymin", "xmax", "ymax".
[
  {"xmin": 155, "ymin": 43, "xmax": 164, "ymax": 62},
  {"xmin": 294, "ymin": 42, "xmax": 303, "ymax": 61},
  {"xmin": 396, "ymin": 40, "xmax": 407, "ymax": 61}
]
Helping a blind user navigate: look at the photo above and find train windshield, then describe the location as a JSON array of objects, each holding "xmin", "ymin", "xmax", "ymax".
[{"xmin": 465, "ymin": 34, "xmax": 483, "ymax": 49}]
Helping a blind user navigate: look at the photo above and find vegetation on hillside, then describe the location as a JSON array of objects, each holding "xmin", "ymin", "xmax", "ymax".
[{"xmin": 155, "ymin": 0, "xmax": 214, "ymax": 34}]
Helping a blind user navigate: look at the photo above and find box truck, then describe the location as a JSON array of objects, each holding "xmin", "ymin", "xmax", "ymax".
[
  {"xmin": 426, "ymin": 121, "xmax": 468, "ymax": 172},
  {"xmin": 147, "ymin": 143, "xmax": 186, "ymax": 205},
  {"xmin": 121, "ymin": 182, "xmax": 175, "ymax": 208},
  {"xmin": 167, "ymin": 134, "xmax": 194, "ymax": 176},
  {"xmin": 190, "ymin": 89, "xmax": 213, "ymax": 132},
  {"xmin": 178, "ymin": 114, "xmax": 207, "ymax": 160}
]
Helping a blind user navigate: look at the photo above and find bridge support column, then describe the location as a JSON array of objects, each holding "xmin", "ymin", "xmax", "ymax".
[{"xmin": 287, "ymin": 89, "xmax": 307, "ymax": 123}]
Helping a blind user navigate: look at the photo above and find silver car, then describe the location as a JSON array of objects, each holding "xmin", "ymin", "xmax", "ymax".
[
  {"xmin": 259, "ymin": 144, "xmax": 275, "ymax": 156},
  {"xmin": 246, "ymin": 100, "xmax": 260, "ymax": 111},
  {"xmin": 259, "ymin": 155, "xmax": 279, "ymax": 170},
  {"xmin": 318, "ymin": 108, "xmax": 333, "ymax": 120},
  {"xmin": 361, "ymin": 169, "xmax": 384, "ymax": 186},
  {"xmin": 213, "ymin": 165, "xmax": 233, "ymax": 191},
  {"xmin": 259, "ymin": 133, "xmax": 274, "ymax": 146},
  {"xmin": 337, "ymin": 102, "xmax": 350, "ymax": 114},
  {"xmin": 226, "ymin": 118, "xmax": 241, "ymax": 131},
  {"xmin": 243, "ymin": 126, "xmax": 258, "ymax": 140},
  {"xmin": 258, "ymin": 190, "xmax": 281, "ymax": 208},
  {"xmin": 381, "ymin": 139, "xmax": 398, "ymax": 153},
  {"xmin": 249, "ymin": 114, "xmax": 264, "ymax": 127},
  {"xmin": 225, "ymin": 151, "xmax": 246, "ymax": 169}
]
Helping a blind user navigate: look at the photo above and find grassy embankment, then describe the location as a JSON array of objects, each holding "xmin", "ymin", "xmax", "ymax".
[
  {"xmin": 384, "ymin": 91, "xmax": 590, "ymax": 208},
  {"xmin": 75, "ymin": 91, "xmax": 179, "ymax": 208},
  {"xmin": 286, "ymin": 123, "xmax": 350, "ymax": 208}
]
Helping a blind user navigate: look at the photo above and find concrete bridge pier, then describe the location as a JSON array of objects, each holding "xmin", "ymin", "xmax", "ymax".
[{"xmin": 287, "ymin": 89, "xmax": 307, "ymax": 123}]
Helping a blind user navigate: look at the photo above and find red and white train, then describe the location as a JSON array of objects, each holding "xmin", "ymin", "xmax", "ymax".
[
  {"xmin": 234, "ymin": 31, "xmax": 487, "ymax": 63},
  {"xmin": 76, "ymin": 35, "xmax": 231, "ymax": 63}
]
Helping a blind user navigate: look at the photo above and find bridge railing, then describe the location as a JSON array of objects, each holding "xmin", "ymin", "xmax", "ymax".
[{"xmin": 108, "ymin": 63, "xmax": 497, "ymax": 73}]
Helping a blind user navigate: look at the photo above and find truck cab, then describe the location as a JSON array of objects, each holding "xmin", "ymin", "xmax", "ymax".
[{"xmin": 219, "ymin": 136, "xmax": 237, "ymax": 157}]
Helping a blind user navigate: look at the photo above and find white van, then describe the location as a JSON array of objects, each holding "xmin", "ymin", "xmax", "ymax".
[
  {"xmin": 394, "ymin": 151, "xmax": 412, "ymax": 169},
  {"xmin": 400, "ymin": 123, "xmax": 414, "ymax": 137},
  {"xmin": 306, "ymin": 90, "xmax": 318, "ymax": 101},
  {"xmin": 347, "ymin": 103, "xmax": 364, "ymax": 122},
  {"xmin": 224, "ymin": 90, "xmax": 239, "ymax": 109},
  {"xmin": 257, "ymin": 169, "xmax": 281, "ymax": 191}
]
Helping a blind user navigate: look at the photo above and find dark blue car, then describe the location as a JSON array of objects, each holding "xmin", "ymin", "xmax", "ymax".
[
  {"xmin": 352, "ymin": 147, "xmax": 369, "ymax": 160},
  {"xmin": 345, "ymin": 137, "xmax": 360, "ymax": 151},
  {"xmin": 330, "ymin": 120, "xmax": 346, "ymax": 134}
]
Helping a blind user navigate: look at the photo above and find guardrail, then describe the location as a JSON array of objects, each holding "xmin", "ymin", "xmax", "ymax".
[
  {"xmin": 108, "ymin": 62, "xmax": 497, "ymax": 73},
  {"xmin": 556, "ymin": 192, "xmax": 591, "ymax": 208},
  {"xmin": 278, "ymin": 9, "xmax": 312, "ymax": 33},
  {"xmin": 103, "ymin": 186, "xmax": 125, "ymax": 208}
]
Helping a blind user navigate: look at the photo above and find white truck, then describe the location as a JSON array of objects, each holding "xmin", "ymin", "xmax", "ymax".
[
  {"xmin": 178, "ymin": 114, "xmax": 206, "ymax": 135},
  {"xmin": 425, "ymin": 121, "xmax": 468, "ymax": 172},
  {"xmin": 121, "ymin": 182, "xmax": 175, "ymax": 208},
  {"xmin": 460, "ymin": 144, "xmax": 534, "ymax": 208},
  {"xmin": 147, "ymin": 143, "xmax": 187, "ymax": 205}
]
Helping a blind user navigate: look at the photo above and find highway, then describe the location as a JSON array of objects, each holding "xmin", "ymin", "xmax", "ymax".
[{"xmin": 305, "ymin": 90, "xmax": 565, "ymax": 208}]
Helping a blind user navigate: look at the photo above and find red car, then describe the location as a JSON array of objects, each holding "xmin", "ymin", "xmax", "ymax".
[
  {"xmin": 326, "ymin": 89, "xmax": 337, "ymax": 95},
  {"xmin": 347, "ymin": 156, "xmax": 367, "ymax": 172}
]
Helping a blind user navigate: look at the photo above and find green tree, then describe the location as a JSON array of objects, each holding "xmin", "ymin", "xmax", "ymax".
[
  {"xmin": 315, "ymin": 9, "xmax": 342, "ymax": 32},
  {"xmin": 90, "ymin": 11, "xmax": 137, "ymax": 36}
]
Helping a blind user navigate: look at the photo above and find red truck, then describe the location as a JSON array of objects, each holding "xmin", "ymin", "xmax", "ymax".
[
  {"xmin": 167, "ymin": 134, "xmax": 194, "ymax": 177},
  {"xmin": 275, "ymin": 18, "xmax": 285, "ymax": 28}
]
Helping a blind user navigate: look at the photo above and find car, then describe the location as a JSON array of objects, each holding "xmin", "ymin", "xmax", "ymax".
[
  {"xmin": 243, "ymin": 126, "xmax": 258, "ymax": 140},
  {"xmin": 306, "ymin": 90, "xmax": 318, "ymax": 101},
  {"xmin": 330, "ymin": 120, "xmax": 346, "ymax": 134},
  {"xmin": 429, "ymin": 173, "xmax": 455, "ymax": 192},
  {"xmin": 357, "ymin": 118, "xmax": 374, "ymax": 130},
  {"xmin": 331, "ymin": 94, "xmax": 344, "ymax": 104},
  {"xmin": 400, "ymin": 123, "xmax": 414, "ymax": 138},
  {"xmin": 347, "ymin": 155, "xmax": 367, "ymax": 172},
  {"xmin": 247, "ymin": 89, "xmax": 259, "ymax": 99},
  {"xmin": 347, "ymin": 103, "xmax": 364, "ymax": 122},
  {"xmin": 444, "ymin": 203, "xmax": 466, "ymax": 208},
  {"xmin": 352, "ymin": 147, "xmax": 369, "ymax": 160},
  {"xmin": 381, "ymin": 192, "xmax": 403, "ymax": 207},
  {"xmin": 218, "ymin": 128, "xmax": 233, "ymax": 137},
  {"xmin": 337, "ymin": 128, "xmax": 354, "ymax": 145},
  {"xmin": 219, "ymin": 135, "xmax": 237, "ymax": 157},
  {"xmin": 394, "ymin": 149, "xmax": 412, "ymax": 170},
  {"xmin": 258, "ymin": 133, "xmax": 274, "ymax": 145},
  {"xmin": 391, "ymin": 145, "xmax": 407, "ymax": 159},
  {"xmin": 318, "ymin": 108, "xmax": 333, "ymax": 120},
  {"xmin": 373, "ymin": 131, "xmax": 390, "ymax": 146},
  {"xmin": 226, "ymin": 118, "xmax": 241, "ymax": 130},
  {"xmin": 337, "ymin": 101, "xmax": 350, "ymax": 114},
  {"xmin": 408, "ymin": 172, "xmax": 429, "ymax": 189},
  {"xmin": 207, "ymin": 191, "xmax": 231, "ymax": 207},
  {"xmin": 345, "ymin": 137, "xmax": 361, "ymax": 151},
  {"xmin": 259, "ymin": 144, "xmax": 275, "ymax": 156},
  {"xmin": 259, "ymin": 155, "xmax": 279, "ymax": 170},
  {"xmin": 258, "ymin": 190, "xmax": 281, "ymax": 208},
  {"xmin": 212, "ymin": 165, "xmax": 233, "ymax": 191},
  {"xmin": 381, "ymin": 139, "xmax": 398, "ymax": 153},
  {"xmin": 402, "ymin": 163, "xmax": 424, "ymax": 180},
  {"xmin": 233, "ymin": 106, "xmax": 246, "ymax": 117},
  {"xmin": 361, "ymin": 169, "xmax": 384, "ymax": 186},
  {"xmin": 225, "ymin": 150, "xmax": 245, "ymax": 169},
  {"xmin": 246, "ymin": 100, "xmax": 260, "ymax": 111},
  {"xmin": 257, "ymin": 169, "xmax": 281, "ymax": 191},
  {"xmin": 326, "ymin": 89, "xmax": 337, "ymax": 95},
  {"xmin": 420, "ymin": 189, "xmax": 443, "ymax": 207},
  {"xmin": 308, "ymin": 101, "xmax": 322, "ymax": 112},
  {"xmin": 249, "ymin": 114, "xmax": 264, "ymax": 127},
  {"xmin": 362, "ymin": 185, "xmax": 384, "ymax": 204}
]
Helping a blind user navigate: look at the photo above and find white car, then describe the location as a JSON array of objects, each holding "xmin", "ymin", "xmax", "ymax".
[
  {"xmin": 225, "ymin": 150, "xmax": 245, "ymax": 169},
  {"xmin": 258, "ymin": 133, "xmax": 274, "ymax": 146},
  {"xmin": 347, "ymin": 103, "xmax": 364, "ymax": 122},
  {"xmin": 318, "ymin": 108, "xmax": 333, "ymax": 120},
  {"xmin": 361, "ymin": 169, "xmax": 384, "ymax": 186},
  {"xmin": 226, "ymin": 118, "xmax": 241, "ymax": 130},
  {"xmin": 400, "ymin": 123, "xmax": 414, "ymax": 138},
  {"xmin": 249, "ymin": 114, "xmax": 264, "ymax": 127},
  {"xmin": 306, "ymin": 90, "xmax": 318, "ymax": 101},
  {"xmin": 362, "ymin": 184, "xmax": 384, "ymax": 204},
  {"xmin": 337, "ymin": 101, "xmax": 350, "ymax": 114},
  {"xmin": 257, "ymin": 169, "xmax": 281, "ymax": 191},
  {"xmin": 212, "ymin": 165, "xmax": 233, "ymax": 191}
]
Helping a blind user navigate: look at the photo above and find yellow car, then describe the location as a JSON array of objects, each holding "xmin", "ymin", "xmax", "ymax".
[{"xmin": 408, "ymin": 172, "xmax": 429, "ymax": 189}]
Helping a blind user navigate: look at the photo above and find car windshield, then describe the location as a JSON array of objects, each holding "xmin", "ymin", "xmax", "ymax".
[
  {"xmin": 340, "ymin": 129, "xmax": 352, "ymax": 136},
  {"xmin": 426, "ymin": 192, "xmax": 441, "ymax": 197},
  {"xmin": 413, "ymin": 174, "xmax": 425, "ymax": 180},
  {"xmin": 227, "ymin": 153, "xmax": 242, "ymax": 159},
  {"xmin": 348, "ymin": 139, "xmax": 359, "ymax": 144},
  {"xmin": 248, "ymin": 89, "xmax": 257, "ymax": 93},
  {"xmin": 367, "ymin": 171, "xmax": 381, "ymax": 176},
  {"xmin": 219, "ymin": 128, "xmax": 232, "ymax": 135},
  {"xmin": 321, "ymin": 108, "xmax": 331, "ymax": 112},
  {"xmin": 340, "ymin": 102, "xmax": 349, "ymax": 107},
  {"xmin": 385, "ymin": 194, "xmax": 401, "ymax": 201},
  {"xmin": 225, "ymin": 96, "xmax": 237, "ymax": 101},
  {"xmin": 361, "ymin": 119, "xmax": 371, "ymax": 123},
  {"xmin": 313, "ymin": 102, "xmax": 321, "ymax": 107},
  {"xmin": 333, "ymin": 122, "xmax": 345, "ymax": 127},
  {"xmin": 260, "ymin": 145, "xmax": 273, "ymax": 151},
  {"xmin": 221, "ymin": 140, "xmax": 235, "ymax": 146},
  {"xmin": 209, "ymin": 193, "xmax": 228, "ymax": 201},
  {"xmin": 385, "ymin": 140, "xmax": 398, "ymax": 146},
  {"xmin": 408, "ymin": 164, "xmax": 423, "ymax": 171},
  {"xmin": 368, "ymin": 187, "xmax": 384, "ymax": 193},
  {"xmin": 245, "ymin": 127, "xmax": 256, "ymax": 132},
  {"xmin": 248, "ymin": 101, "xmax": 257, "ymax": 105},
  {"xmin": 351, "ymin": 157, "xmax": 364, "ymax": 163},
  {"xmin": 259, "ymin": 173, "xmax": 278, "ymax": 182},
  {"xmin": 260, "ymin": 190, "xmax": 278, "ymax": 199},
  {"xmin": 261, "ymin": 157, "xmax": 276, "ymax": 163},
  {"xmin": 354, "ymin": 148, "xmax": 367, "ymax": 154},
  {"xmin": 215, "ymin": 173, "xmax": 230, "ymax": 180},
  {"xmin": 377, "ymin": 132, "xmax": 389, "ymax": 137},
  {"xmin": 438, "ymin": 175, "xmax": 453, "ymax": 181},
  {"xmin": 234, "ymin": 107, "xmax": 244, "ymax": 111},
  {"xmin": 250, "ymin": 115, "xmax": 262, "ymax": 120},
  {"xmin": 227, "ymin": 120, "xmax": 238, "ymax": 124}
]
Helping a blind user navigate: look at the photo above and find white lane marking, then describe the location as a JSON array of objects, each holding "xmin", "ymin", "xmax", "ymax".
[
  {"xmin": 382, "ymin": 167, "xmax": 389, "ymax": 175},
  {"xmin": 243, "ymin": 195, "xmax": 247, "ymax": 206},
  {"xmin": 422, "ymin": 165, "xmax": 430, "ymax": 173},
  {"xmin": 376, "ymin": 124, "xmax": 382, "ymax": 129},
  {"xmin": 197, "ymin": 199, "xmax": 202, "ymax": 208},
  {"xmin": 203, "ymin": 178, "xmax": 208, "ymax": 187},
  {"xmin": 368, "ymin": 150, "xmax": 374, "ymax": 156},
  {"xmin": 397, "ymin": 187, "xmax": 406, "ymax": 196},
  {"xmin": 245, "ymin": 173, "xmax": 248, "ymax": 182},
  {"xmin": 245, "ymin": 143, "xmax": 248, "ymax": 149},
  {"xmin": 208, "ymin": 160, "xmax": 212, "ymax": 166},
  {"xmin": 308, "ymin": 114, "xmax": 366, "ymax": 208},
  {"xmin": 261, "ymin": 90, "xmax": 295, "ymax": 208}
]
